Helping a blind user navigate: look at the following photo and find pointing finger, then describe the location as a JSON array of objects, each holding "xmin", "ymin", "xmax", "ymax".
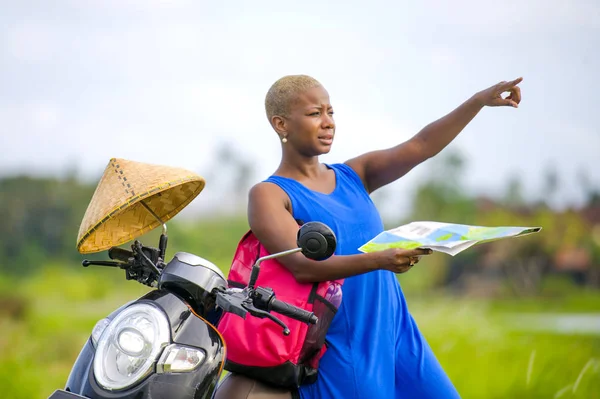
[{"xmin": 502, "ymin": 77, "xmax": 523, "ymax": 89}]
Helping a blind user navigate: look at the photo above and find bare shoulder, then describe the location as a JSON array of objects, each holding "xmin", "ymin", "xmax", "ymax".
[
  {"xmin": 343, "ymin": 156, "xmax": 370, "ymax": 190},
  {"xmin": 344, "ymin": 139, "xmax": 421, "ymax": 193},
  {"xmin": 249, "ymin": 181, "xmax": 284, "ymax": 197},
  {"xmin": 248, "ymin": 181, "xmax": 292, "ymax": 215},
  {"xmin": 247, "ymin": 181, "xmax": 299, "ymax": 255},
  {"xmin": 249, "ymin": 181, "xmax": 288, "ymax": 204}
]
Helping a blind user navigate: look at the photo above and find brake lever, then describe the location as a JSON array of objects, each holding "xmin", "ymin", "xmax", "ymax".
[
  {"xmin": 215, "ymin": 288, "xmax": 291, "ymax": 335},
  {"xmin": 82, "ymin": 260, "xmax": 127, "ymax": 268},
  {"xmin": 242, "ymin": 302, "xmax": 291, "ymax": 336},
  {"xmin": 215, "ymin": 289, "xmax": 249, "ymax": 319}
]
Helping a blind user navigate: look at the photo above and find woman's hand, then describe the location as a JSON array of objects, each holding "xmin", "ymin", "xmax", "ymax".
[
  {"xmin": 375, "ymin": 248, "xmax": 433, "ymax": 274},
  {"xmin": 475, "ymin": 77, "xmax": 523, "ymax": 108}
]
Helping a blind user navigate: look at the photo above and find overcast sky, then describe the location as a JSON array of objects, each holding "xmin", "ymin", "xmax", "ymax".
[{"xmin": 1, "ymin": 0, "xmax": 598, "ymax": 218}]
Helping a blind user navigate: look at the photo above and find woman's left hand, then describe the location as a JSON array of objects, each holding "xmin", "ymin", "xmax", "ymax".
[{"xmin": 475, "ymin": 77, "xmax": 523, "ymax": 108}]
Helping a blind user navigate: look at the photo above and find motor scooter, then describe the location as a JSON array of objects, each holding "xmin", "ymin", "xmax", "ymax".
[
  {"xmin": 48, "ymin": 221, "xmax": 335, "ymax": 399},
  {"xmin": 46, "ymin": 158, "xmax": 336, "ymax": 399}
]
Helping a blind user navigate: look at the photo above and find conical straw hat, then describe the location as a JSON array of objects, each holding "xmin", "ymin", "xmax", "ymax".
[{"xmin": 77, "ymin": 158, "xmax": 205, "ymax": 254}]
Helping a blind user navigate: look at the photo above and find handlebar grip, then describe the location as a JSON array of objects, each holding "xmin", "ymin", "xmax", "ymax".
[
  {"xmin": 108, "ymin": 247, "xmax": 134, "ymax": 263},
  {"xmin": 269, "ymin": 299, "xmax": 318, "ymax": 325}
]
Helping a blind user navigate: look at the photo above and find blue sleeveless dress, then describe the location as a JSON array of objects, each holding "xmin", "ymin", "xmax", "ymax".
[{"xmin": 265, "ymin": 163, "xmax": 460, "ymax": 399}]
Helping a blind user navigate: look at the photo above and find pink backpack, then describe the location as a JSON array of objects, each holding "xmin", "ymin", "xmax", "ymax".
[{"xmin": 216, "ymin": 228, "xmax": 343, "ymax": 389}]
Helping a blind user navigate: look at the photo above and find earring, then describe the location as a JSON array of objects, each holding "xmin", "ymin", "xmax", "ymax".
[{"xmin": 282, "ymin": 136, "xmax": 288, "ymax": 143}]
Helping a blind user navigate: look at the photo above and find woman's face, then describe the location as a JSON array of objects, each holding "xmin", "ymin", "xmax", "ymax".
[{"xmin": 282, "ymin": 85, "xmax": 335, "ymax": 156}]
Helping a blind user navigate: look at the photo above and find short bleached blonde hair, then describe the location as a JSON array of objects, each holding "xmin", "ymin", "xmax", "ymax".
[{"xmin": 265, "ymin": 75, "xmax": 323, "ymax": 124}]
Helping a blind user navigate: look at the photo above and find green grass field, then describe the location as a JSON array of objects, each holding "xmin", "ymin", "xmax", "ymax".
[{"xmin": 1, "ymin": 266, "xmax": 599, "ymax": 399}]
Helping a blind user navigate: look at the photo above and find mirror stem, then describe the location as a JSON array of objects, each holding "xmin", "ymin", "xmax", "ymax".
[
  {"xmin": 140, "ymin": 201, "xmax": 167, "ymax": 235},
  {"xmin": 140, "ymin": 200, "xmax": 168, "ymax": 261},
  {"xmin": 248, "ymin": 247, "xmax": 303, "ymax": 289}
]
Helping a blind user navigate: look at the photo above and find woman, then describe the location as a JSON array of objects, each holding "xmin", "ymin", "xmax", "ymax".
[{"xmin": 219, "ymin": 74, "xmax": 522, "ymax": 399}]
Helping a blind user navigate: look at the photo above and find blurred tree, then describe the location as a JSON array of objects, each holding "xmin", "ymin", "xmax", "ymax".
[
  {"xmin": 502, "ymin": 174, "xmax": 525, "ymax": 208},
  {"xmin": 0, "ymin": 176, "xmax": 95, "ymax": 275},
  {"xmin": 410, "ymin": 149, "xmax": 477, "ymax": 225},
  {"xmin": 407, "ymin": 150, "xmax": 478, "ymax": 288},
  {"xmin": 204, "ymin": 141, "xmax": 256, "ymax": 213},
  {"xmin": 542, "ymin": 164, "xmax": 559, "ymax": 205},
  {"xmin": 578, "ymin": 168, "xmax": 600, "ymax": 206}
]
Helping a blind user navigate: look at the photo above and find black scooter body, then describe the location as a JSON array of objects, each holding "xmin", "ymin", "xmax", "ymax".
[
  {"xmin": 61, "ymin": 290, "xmax": 225, "ymax": 399},
  {"xmin": 49, "ymin": 221, "xmax": 336, "ymax": 399}
]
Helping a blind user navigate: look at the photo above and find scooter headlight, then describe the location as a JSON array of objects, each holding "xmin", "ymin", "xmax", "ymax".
[
  {"xmin": 93, "ymin": 303, "xmax": 170, "ymax": 391},
  {"xmin": 91, "ymin": 318, "xmax": 110, "ymax": 347}
]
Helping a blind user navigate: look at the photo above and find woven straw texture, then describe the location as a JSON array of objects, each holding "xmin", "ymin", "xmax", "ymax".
[{"xmin": 77, "ymin": 158, "xmax": 205, "ymax": 254}]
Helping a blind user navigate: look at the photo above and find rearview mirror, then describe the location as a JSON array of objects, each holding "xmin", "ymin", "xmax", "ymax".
[{"xmin": 297, "ymin": 222, "xmax": 336, "ymax": 261}]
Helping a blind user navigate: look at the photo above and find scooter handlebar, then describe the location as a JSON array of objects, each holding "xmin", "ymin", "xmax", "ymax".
[
  {"xmin": 108, "ymin": 247, "xmax": 134, "ymax": 263},
  {"xmin": 269, "ymin": 298, "xmax": 318, "ymax": 325}
]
